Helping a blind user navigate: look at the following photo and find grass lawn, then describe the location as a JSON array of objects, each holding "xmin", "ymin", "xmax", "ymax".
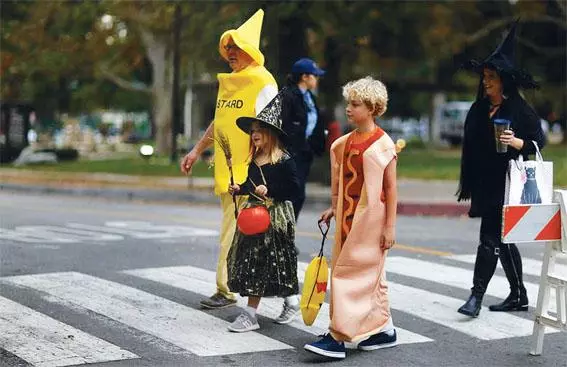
[
  {"xmin": 3, "ymin": 156, "xmax": 214, "ymax": 178},
  {"xmin": 398, "ymin": 144, "xmax": 566, "ymax": 187},
  {"xmin": 3, "ymin": 144, "xmax": 565, "ymax": 186}
]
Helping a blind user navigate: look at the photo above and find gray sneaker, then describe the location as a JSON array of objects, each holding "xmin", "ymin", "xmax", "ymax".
[
  {"xmin": 228, "ymin": 311, "xmax": 259, "ymax": 333},
  {"xmin": 275, "ymin": 303, "xmax": 300, "ymax": 324}
]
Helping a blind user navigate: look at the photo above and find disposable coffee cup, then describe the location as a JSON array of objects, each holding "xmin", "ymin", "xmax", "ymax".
[{"xmin": 493, "ymin": 119, "xmax": 511, "ymax": 153}]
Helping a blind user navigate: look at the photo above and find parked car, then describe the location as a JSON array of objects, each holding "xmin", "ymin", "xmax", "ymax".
[{"xmin": 439, "ymin": 101, "xmax": 473, "ymax": 146}]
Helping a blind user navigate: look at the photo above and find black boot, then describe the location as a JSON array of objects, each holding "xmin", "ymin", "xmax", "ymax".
[
  {"xmin": 458, "ymin": 236, "xmax": 499, "ymax": 317},
  {"xmin": 489, "ymin": 244, "xmax": 528, "ymax": 312},
  {"xmin": 488, "ymin": 293, "xmax": 528, "ymax": 312},
  {"xmin": 458, "ymin": 294, "xmax": 483, "ymax": 317}
]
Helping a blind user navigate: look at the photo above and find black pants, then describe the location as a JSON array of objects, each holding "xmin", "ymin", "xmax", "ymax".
[
  {"xmin": 291, "ymin": 151, "xmax": 313, "ymax": 220},
  {"xmin": 471, "ymin": 209, "xmax": 527, "ymax": 299}
]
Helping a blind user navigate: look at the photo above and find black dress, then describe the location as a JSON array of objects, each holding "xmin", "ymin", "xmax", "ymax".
[
  {"xmin": 457, "ymin": 93, "xmax": 546, "ymax": 300},
  {"xmin": 227, "ymin": 154, "xmax": 301, "ymax": 297},
  {"xmin": 458, "ymin": 94, "xmax": 546, "ymax": 223}
]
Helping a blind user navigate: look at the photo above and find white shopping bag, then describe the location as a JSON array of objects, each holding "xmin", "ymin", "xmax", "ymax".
[{"xmin": 505, "ymin": 141, "xmax": 553, "ymax": 205}]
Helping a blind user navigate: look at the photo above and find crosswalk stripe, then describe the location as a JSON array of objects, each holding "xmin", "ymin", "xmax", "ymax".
[
  {"xmin": 449, "ymin": 254, "xmax": 567, "ymax": 278},
  {"xmin": 388, "ymin": 282, "xmax": 537, "ymax": 340},
  {"xmin": 297, "ymin": 260, "xmax": 549, "ymax": 340},
  {"xmin": 386, "ymin": 257, "xmax": 557, "ymax": 311},
  {"xmin": 124, "ymin": 265, "xmax": 434, "ymax": 346},
  {"xmin": 2, "ymin": 272, "xmax": 292, "ymax": 356},
  {"xmin": 0, "ymin": 295, "xmax": 138, "ymax": 367}
]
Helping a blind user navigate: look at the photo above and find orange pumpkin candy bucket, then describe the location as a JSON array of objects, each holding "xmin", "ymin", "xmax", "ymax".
[{"xmin": 237, "ymin": 204, "xmax": 270, "ymax": 235}]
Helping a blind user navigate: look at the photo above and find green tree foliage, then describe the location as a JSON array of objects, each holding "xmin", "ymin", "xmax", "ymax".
[{"xmin": 2, "ymin": 0, "xmax": 565, "ymax": 152}]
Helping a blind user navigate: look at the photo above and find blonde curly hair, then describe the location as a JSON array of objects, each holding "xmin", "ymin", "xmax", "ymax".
[{"xmin": 342, "ymin": 76, "xmax": 388, "ymax": 117}]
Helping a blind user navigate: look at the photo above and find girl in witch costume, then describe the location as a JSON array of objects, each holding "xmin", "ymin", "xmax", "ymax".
[
  {"xmin": 226, "ymin": 91, "xmax": 301, "ymax": 333},
  {"xmin": 456, "ymin": 21, "xmax": 546, "ymax": 318},
  {"xmin": 304, "ymin": 77, "xmax": 398, "ymax": 359}
]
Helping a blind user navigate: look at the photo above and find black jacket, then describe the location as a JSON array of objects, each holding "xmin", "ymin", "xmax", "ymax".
[
  {"xmin": 237, "ymin": 155, "xmax": 301, "ymax": 203},
  {"xmin": 280, "ymin": 85, "xmax": 326, "ymax": 157},
  {"xmin": 457, "ymin": 94, "xmax": 546, "ymax": 217}
]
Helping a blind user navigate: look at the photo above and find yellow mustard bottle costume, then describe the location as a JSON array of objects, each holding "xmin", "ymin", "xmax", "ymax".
[
  {"xmin": 210, "ymin": 9, "xmax": 278, "ymax": 299},
  {"xmin": 213, "ymin": 66, "xmax": 276, "ymax": 194}
]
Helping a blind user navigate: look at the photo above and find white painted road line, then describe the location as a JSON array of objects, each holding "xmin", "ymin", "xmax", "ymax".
[
  {"xmin": 0, "ymin": 295, "xmax": 138, "ymax": 367},
  {"xmin": 124, "ymin": 265, "xmax": 433, "ymax": 346},
  {"xmin": 297, "ymin": 260, "xmax": 553, "ymax": 341},
  {"xmin": 388, "ymin": 282, "xmax": 543, "ymax": 340},
  {"xmin": 2, "ymin": 272, "xmax": 291, "ymax": 356},
  {"xmin": 449, "ymin": 254, "xmax": 567, "ymax": 278},
  {"xmin": 68, "ymin": 222, "xmax": 219, "ymax": 239},
  {"xmin": 386, "ymin": 256, "xmax": 557, "ymax": 310},
  {"xmin": 124, "ymin": 266, "xmax": 328, "ymax": 336},
  {"xmin": 16, "ymin": 226, "xmax": 124, "ymax": 242}
]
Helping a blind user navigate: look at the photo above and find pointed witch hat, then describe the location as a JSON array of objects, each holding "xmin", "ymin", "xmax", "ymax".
[
  {"xmin": 219, "ymin": 9, "xmax": 265, "ymax": 66},
  {"xmin": 464, "ymin": 20, "xmax": 538, "ymax": 89},
  {"xmin": 236, "ymin": 88, "xmax": 287, "ymax": 136}
]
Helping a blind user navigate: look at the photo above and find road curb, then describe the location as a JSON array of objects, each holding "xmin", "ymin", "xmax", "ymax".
[
  {"xmin": 1, "ymin": 182, "xmax": 470, "ymax": 217},
  {"xmin": 0, "ymin": 183, "xmax": 217, "ymax": 204}
]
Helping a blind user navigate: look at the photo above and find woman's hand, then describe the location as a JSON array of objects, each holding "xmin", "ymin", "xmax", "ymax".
[
  {"xmin": 228, "ymin": 184, "xmax": 240, "ymax": 195},
  {"xmin": 254, "ymin": 185, "xmax": 268, "ymax": 197},
  {"xmin": 380, "ymin": 226, "xmax": 396, "ymax": 250},
  {"xmin": 499, "ymin": 129, "xmax": 524, "ymax": 150},
  {"xmin": 320, "ymin": 207, "xmax": 335, "ymax": 224}
]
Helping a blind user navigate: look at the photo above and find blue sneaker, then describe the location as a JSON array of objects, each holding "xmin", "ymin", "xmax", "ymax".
[
  {"xmin": 304, "ymin": 334, "xmax": 346, "ymax": 359},
  {"xmin": 358, "ymin": 329, "xmax": 397, "ymax": 351}
]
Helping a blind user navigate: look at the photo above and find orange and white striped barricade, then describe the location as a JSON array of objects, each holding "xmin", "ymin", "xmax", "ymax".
[{"xmin": 502, "ymin": 190, "xmax": 566, "ymax": 356}]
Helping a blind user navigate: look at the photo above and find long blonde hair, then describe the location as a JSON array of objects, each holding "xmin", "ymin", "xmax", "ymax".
[{"xmin": 248, "ymin": 122, "xmax": 285, "ymax": 164}]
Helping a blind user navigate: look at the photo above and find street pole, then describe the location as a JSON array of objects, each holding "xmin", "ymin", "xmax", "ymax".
[{"xmin": 170, "ymin": 3, "xmax": 181, "ymax": 164}]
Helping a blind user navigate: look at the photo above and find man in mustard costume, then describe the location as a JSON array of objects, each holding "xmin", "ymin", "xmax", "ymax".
[{"xmin": 181, "ymin": 9, "xmax": 277, "ymax": 309}]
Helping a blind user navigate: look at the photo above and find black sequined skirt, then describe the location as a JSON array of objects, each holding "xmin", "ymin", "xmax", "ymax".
[{"xmin": 227, "ymin": 200, "xmax": 299, "ymax": 298}]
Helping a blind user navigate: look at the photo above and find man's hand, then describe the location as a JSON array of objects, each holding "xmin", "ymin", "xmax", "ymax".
[
  {"xmin": 380, "ymin": 226, "xmax": 396, "ymax": 250},
  {"xmin": 254, "ymin": 185, "xmax": 268, "ymax": 197},
  {"xmin": 228, "ymin": 184, "xmax": 240, "ymax": 195},
  {"xmin": 180, "ymin": 150, "xmax": 199, "ymax": 175}
]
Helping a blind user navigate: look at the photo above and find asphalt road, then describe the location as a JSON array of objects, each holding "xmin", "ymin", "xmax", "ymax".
[{"xmin": 0, "ymin": 192, "xmax": 565, "ymax": 367}]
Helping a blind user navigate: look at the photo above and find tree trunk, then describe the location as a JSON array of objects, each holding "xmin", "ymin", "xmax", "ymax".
[
  {"xmin": 430, "ymin": 92, "xmax": 446, "ymax": 145},
  {"xmin": 153, "ymin": 89, "xmax": 172, "ymax": 155},
  {"xmin": 320, "ymin": 36, "xmax": 342, "ymax": 118},
  {"xmin": 141, "ymin": 28, "xmax": 173, "ymax": 155}
]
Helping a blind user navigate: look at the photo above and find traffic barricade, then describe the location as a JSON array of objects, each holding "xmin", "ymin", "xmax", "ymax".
[{"xmin": 502, "ymin": 189, "xmax": 566, "ymax": 356}]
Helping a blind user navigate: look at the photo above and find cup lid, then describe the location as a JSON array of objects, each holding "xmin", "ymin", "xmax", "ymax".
[{"xmin": 493, "ymin": 118, "xmax": 511, "ymax": 125}]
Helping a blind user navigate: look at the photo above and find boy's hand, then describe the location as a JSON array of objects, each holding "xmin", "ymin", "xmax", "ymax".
[
  {"xmin": 228, "ymin": 184, "xmax": 240, "ymax": 195},
  {"xmin": 254, "ymin": 185, "xmax": 268, "ymax": 197},
  {"xmin": 320, "ymin": 207, "xmax": 335, "ymax": 224},
  {"xmin": 380, "ymin": 226, "xmax": 396, "ymax": 250}
]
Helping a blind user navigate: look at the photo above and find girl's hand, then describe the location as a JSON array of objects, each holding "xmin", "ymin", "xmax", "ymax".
[
  {"xmin": 255, "ymin": 185, "xmax": 268, "ymax": 197},
  {"xmin": 228, "ymin": 184, "xmax": 240, "ymax": 195},
  {"xmin": 320, "ymin": 207, "xmax": 335, "ymax": 224},
  {"xmin": 380, "ymin": 226, "xmax": 396, "ymax": 250}
]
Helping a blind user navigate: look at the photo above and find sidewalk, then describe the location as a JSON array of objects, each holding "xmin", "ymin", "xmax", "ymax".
[{"xmin": 0, "ymin": 168, "xmax": 470, "ymax": 217}]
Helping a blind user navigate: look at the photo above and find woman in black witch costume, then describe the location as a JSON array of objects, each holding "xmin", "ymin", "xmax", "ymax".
[
  {"xmin": 226, "ymin": 91, "xmax": 301, "ymax": 332},
  {"xmin": 457, "ymin": 21, "xmax": 546, "ymax": 318}
]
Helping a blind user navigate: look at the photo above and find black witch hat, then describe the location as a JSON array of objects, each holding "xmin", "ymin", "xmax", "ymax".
[
  {"xmin": 464, "ymin": 20, "xmax": 539, "ymax": 89},
  {"xmin": 236, "ymin": 88, "xmax": 287, "ymax": 136}
]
